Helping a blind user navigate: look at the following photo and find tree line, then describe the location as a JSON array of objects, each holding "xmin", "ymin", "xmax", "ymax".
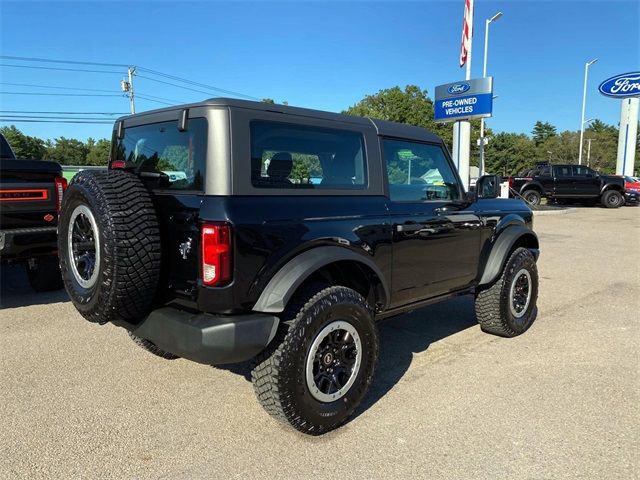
[{"xmin": 2, "ymin": 85, "xmax": 637, "ymax": 175}]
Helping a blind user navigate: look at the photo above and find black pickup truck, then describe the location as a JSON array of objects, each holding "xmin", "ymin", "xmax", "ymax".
[
  {"xmin": 0, "ymin": 133, "xmax": 66, "ymax": 291},
  {"xmin": 508, "ymin": 164, "xmax": 627, "ymax": 208}
]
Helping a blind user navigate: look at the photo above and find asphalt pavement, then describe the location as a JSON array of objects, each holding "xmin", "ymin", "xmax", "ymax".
[{"xmin": 1, "ymin": 206, "xmax": 638, "ymax": 479}]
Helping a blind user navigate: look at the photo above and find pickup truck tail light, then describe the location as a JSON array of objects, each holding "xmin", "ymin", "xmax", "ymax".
[
  {"xmin": 201, "ymin": 224, "xmax": 232, "ymax": 287},
  {"xmin": 54, "ymin": 176, "xmax": 68, "ymax": 214},
  {"xmin": 507, "ymin": 177, "xmax": 514, "ymax": 189}
]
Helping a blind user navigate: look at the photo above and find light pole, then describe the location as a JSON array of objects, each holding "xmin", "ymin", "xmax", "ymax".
[
  {"xmin": 578, "ymin": 58, "xmax": 598, "ymax": 165},
  {"xmin": 478, "ymin": 11, "xmax": 502, "ymax": 175}
]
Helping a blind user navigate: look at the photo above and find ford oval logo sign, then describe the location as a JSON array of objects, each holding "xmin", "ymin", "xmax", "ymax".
[
  {"xmin": 598, "ymin": 72, "xmax": 640, "ymax": 98},
  {"xmin": 447, "ymin": 83, "xmax": 471, "ymax": 95}
]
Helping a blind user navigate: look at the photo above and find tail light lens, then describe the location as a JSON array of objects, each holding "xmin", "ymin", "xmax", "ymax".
[
  {"xmin": 54, "ymin": 176, "xmax": 68, "ymax": 214},
  {"xmin": 201, "ymin": 224, "xmax": 232, "ymax": 287},
  {"xmin": 508, "ymin": 176, "xmax": 514, "ymax": 189}
]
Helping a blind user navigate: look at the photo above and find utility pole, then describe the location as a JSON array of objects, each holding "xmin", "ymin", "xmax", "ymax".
[
  {"xmin": 578, "ymin": 58, "xmax": 598, "ymax": 165},
  {"xmin": 478, "ymin": 12, "xmax": 502, "ymax": 176},
  {"xmin": 127, "ymin": 66, "xmax": 136, "ymax": 114},
  {"xmin": 586, "ymin": 138, "xmax": 592, "ymax": 167},
  {"xmin": 120, "ymin": 66, "xmax": 136, "ymax": 114}
]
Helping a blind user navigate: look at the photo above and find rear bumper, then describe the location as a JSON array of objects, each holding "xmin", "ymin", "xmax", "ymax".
[
  {"xmin": 624, "ymin": 191, "xmax": 639, "ymax": 206},
  {"xmin": 130, "ymin": 307, "xmax": 280, "ymax": 365},
  {"xmin": 0, "ymin": 226, "xmax": 58, "ymax": 260}
]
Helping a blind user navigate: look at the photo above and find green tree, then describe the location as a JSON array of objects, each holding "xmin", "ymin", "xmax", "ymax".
[
  {"xmin": 531, "ymin": 121, "xmax": 557, "ymax": 146},
  {"xmin": 343, "ymin": 85, "xmax": 453, "ymax": 146},
  {"xmin": 46, "ymin": 137, "xmax": 90, "ymax": 165},
  {"xmin": 85, "ymin": 138, "xmax": 111, "ymax": 166},
  {"xmin": 0, "ymin": 125, "xmax": 48, "ymax": 159},
  {"xmin": 484, "ymin": 132, "xmax": 536, "ymax": 175}
]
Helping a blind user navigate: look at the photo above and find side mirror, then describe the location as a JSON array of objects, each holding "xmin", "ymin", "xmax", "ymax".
[{"xmin": 475, "ymin": 175, "xmax": 501, "ymax": 200}]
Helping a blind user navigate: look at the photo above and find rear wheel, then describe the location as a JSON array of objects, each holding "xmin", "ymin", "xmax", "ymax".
[
  {"xmin": 251, "ymin": 285, "xmax": 378, "ymax": 435},
  {"xmin": 601, "ymin": 190, "xmax": 623, "ymax": 208},
  {"xmin": 522, "ymin": 189, "xmax": 541, "ymax": 206},
  {"xmin": 25, "ymin": 256, "xmax": 63, "ymax": 292},
  {"xmin": 58, "ymin": 170, "xmax": 161, "ymax": 325}
]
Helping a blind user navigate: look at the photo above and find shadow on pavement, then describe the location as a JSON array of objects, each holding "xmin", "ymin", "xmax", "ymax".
[
  {"xmin": 0, "ymin": 263, "xmax": 69, "ymax": 309},
  {"xmin": 216, "ymin": 295, "xmax": 478, "ymax": 421}
]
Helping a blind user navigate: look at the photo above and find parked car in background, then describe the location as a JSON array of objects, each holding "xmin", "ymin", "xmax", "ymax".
[
  {"xmin": 623, "ymin": 175, "xmax": 640, "ymax": 193},
  {"xmin": 0, "ymin": 133, "xmax": 67, "ymax": 291},
  {"xmin": 506, "ymin": 164, "xmax": 626, "ymax": 208}
]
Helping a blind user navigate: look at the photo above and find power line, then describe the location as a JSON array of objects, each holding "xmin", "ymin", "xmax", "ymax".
[
  {"xmin": 1, "ymin": 114, "xmax": 119, "ymax": 121},
  {"xmin": 0, "ymin": 118, "xmax": 113, "ymax": 124},
  {"xmin": 137, "ymin": 74, "xmax": 227, "ymax": 98},
  {"xmin": 0, "ymin": 82, "xmax": 118, "ymax": 93},
  {"xmin": 136, "ymin": 92, "xmax": 183, "ymax": 103},
  {"xmin": 0, "ymin": 110, "xmax": 127, "ymax": 115},
  {"xmin": 0, "ymin": 91, "xmax": 122, "ymax": 97},
  {"xmin": 135, "ymin": 95, "xmax": 174, "ymax": 106},
  {"xmin": 137, "ymin": 67, "xmax": 260, "ymax": 100},
  {"xmin": 0, "ymin": 63, "xmax": 123, "ymax": 74},
  {"xmin": 0, "ymin": 55, "xmax": 129, "ymax": 68}
]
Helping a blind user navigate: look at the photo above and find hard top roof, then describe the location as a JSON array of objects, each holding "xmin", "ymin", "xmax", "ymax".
[{"xmin": 116, "ymin": 97, "xmax": 443, "ymax": 144}]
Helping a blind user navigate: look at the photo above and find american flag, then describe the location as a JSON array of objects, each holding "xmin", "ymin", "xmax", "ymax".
[{"xmin": 459, "ymin": 0, "xmax": 474, "ymax": 68}]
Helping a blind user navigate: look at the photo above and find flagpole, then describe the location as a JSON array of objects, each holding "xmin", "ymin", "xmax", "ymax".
[{"xmin": 453, "ymin": 0, "xmax": 474, "ymax": 190}]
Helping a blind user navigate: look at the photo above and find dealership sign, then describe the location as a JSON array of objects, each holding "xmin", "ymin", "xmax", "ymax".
[
  {"xmin": 598, "ymin": 72, "xmax": 640, "ymax": 98},
  {"xmin": 434, "ymin": 77, "xmax": 493, "ymax": 122}
]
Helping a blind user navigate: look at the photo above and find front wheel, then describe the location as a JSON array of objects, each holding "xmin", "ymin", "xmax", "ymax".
[
  {"xmin": 601, "ymin": 190, "xmax": 623, "ymax": 208},
  {"xmin": 251, "ymin": 285, "xmax": 379, "ymax": 435},
  {"xmin": 475, "ymin": 248, "xmax": 538, "ymax": 337}
]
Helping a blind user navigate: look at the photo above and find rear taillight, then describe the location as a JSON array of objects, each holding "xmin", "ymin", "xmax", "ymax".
[
  {"xmin": 201, "ymin": 224, "xmax": 232, "ymax": 287},
  {"xmin": 111, "ymin": 160, "xmax": 126, "ymax": 169},
  {"xmin": 508, "ymin": 177, "xmax": 514, "ymax": 189},
  {"xmin": 54, "ymin": 176, "xmax": 67, "ymax": 214}
]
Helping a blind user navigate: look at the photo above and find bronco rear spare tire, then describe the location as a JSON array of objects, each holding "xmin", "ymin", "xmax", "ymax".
[{"xmin": 58, "ymin": 170, "xmax": 161, "ymax": 325}]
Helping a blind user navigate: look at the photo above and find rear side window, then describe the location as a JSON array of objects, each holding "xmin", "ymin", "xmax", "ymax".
[
  {"xmin": 383, "ymin": 139, "xmax": 460, "ymax": 202},
  {"xmin": 250, "ymin": 121, "xmax": 367, "ymax": 189},
  {"xmin": 555, "ymin": 166, "xmax": 572, "ymax": 177},
  {"xmin": 113, "ymin": 118, "xmax": 207, "ymax": 191}
]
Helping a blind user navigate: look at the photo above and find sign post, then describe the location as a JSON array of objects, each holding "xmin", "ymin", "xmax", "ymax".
[
  {"xmin": 598, "ymin": 72, "xmax": 640, "ymax": 176},
  {"xmin": 435, "ymin": 78, "xmax": 494, "ymax": 187}
]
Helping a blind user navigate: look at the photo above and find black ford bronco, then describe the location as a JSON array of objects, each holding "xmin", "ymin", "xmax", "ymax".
[{"xmin": 58, "ymin": 99, "xmax": 540, "ymax": 435}]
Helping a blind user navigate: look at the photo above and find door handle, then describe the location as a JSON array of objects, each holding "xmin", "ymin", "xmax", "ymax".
[
  {"xmin": 397, "ymin": 223, "xmax": 424, "ymax": 233},
  {"xmin": 433, "ymin": 202, "xmax": 467, "ymax": 214}
]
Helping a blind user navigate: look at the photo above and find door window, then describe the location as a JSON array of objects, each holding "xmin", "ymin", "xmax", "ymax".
[
  {"xmin": 250, "ymin": 121, "xmax": 367, "ymax": 189},
  {"xmin": 555, "ymin": 166, "xmax": 572, "ymax": 177},
  {"xmin": 383, "ymin": 139, "xmax": 460, "ymax": 202},
  {"xmin": 573, "ymin": 166, "xmax": 594, "ymax": 176}
]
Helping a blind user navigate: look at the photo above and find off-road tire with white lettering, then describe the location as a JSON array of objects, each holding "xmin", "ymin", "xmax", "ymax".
[{"xmin": 251, "ymin": 284, "xmax": 379, "ymax": 435}]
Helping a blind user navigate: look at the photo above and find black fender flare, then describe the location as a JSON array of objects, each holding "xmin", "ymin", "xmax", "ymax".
[
  {"xmin": 478, "ymin": 225, "xmax": 539, "ymax": 286},
  {"xmin": 253, "ymin": 246, "xmax": 390, "ymax": 313},
  {"xmin": 519, "ymin": 181, "xmax": 544, "ymax": 195}
]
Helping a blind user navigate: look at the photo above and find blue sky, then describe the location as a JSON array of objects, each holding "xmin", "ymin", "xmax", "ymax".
[{"xmin": 0, "ymin": 0, "xmax": 638, "ymax": 141}]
